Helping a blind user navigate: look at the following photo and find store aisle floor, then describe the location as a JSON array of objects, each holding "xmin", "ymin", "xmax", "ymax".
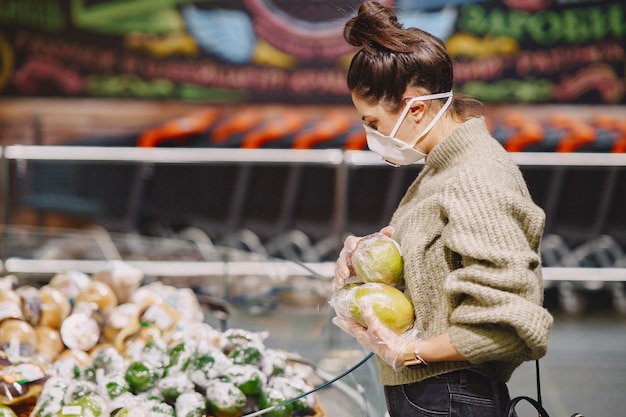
[{"xmin": 508, "ymin": 313, "xmax": 626, "ymax": 417}]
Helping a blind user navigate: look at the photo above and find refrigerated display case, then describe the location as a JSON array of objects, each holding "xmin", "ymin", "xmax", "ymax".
[{"xmin": 0, "ymin": 224, "xmax": 387, "ymax": 417}]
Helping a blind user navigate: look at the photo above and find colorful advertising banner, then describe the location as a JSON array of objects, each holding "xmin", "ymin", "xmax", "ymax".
[{"xmin": 0, "ymin": 0, "xmax": 624, "ymax": 104}]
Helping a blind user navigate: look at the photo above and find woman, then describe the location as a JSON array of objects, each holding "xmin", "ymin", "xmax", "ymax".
[{"xmin": 332, "ymin": 2, "xmax": 553, "ymax": 416}]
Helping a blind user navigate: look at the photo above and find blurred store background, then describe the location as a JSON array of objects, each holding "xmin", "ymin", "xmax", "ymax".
[{"xmin": 0, "ymin": 0, "xmax": 625, "ymax": 416}]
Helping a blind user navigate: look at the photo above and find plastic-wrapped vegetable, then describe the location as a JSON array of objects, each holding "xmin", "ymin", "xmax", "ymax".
[
  {"xmin": 52, "ymin": 357, "xmax": 82, "ymax": 381},
  {"xmin": 180, "ymin": 323, "xmax": 221, "ymax": 355},
  {"xmin": 93, "ymin": 261, "xmax": 143, "ymax": 305},
  {"xmin": 0, "ymin": 319, "xmax": 36, "ymax": 360},
  {"xmin": 204, "ymin": 379, "xmax": 246, "ymax": 417},
  {"xmin": 110, "ymin": 404, "xmax": 150, "ymax": 417},
  {"xmin": 258, "ymin": 387, "xmax": 293, "ymax": 417},
  {"xmin": 108, "ymin": 392, "xmax": 143, "ymax": 415},
  {"xmin": 66, "ymin": 380, "xmax": 98, "ymax": 402},
  {"xmin": 351, "ymin": 233, "xmax": 404, "ymax": 288},
  {"xmin": 102, "ymin": 304, "xmax": 139, "ymax": 344},
  {"xmin": 140, "ymin": 338, "xmax": 169, "ymax": 369},
  {"xmin": 59, "ymin": 392, "xmax": 107, "ymax": 417},
  {"xmin": 99, "ymin": 373, "xmax": 131, "ymax": 400},
  {"xmin": 175, "ymin": 391, "xmax": 206, "ymax": 417},
  {"xmin": 34, "ymin": 326, "xmax": 64, "ymax": 362},
  {"xmin": 163, "ymin": 342, "xmax": 193, "ymax": 377},
  {"xmin": 227, "ymin": 344, "xmax": 263, "ymax": 366},
  {"xmin": 260, "ymin": 349, "xmax": 288, "ymax": 378},
  {"xmin": 38, "ymin": 286, "xmax": 72, "ymax": 330},
  {"xmin": 75, "ymin": 281, "xmax": 118, "ymax": 315},
  {"xmin": 331, "ymin": 282, "xmax": 415, "ymax": 334},
  {"xmin": 91, "ymin": 346, "xmax": 126, "ymax": 377},
  {"xmin": 48, "ymin": 271, "xmax": 91, "ymax": 305},
  {"xmin": 30, "ymin": 377, "xmax": 70, "ymax": 417},
  {"xmin": 268, "ymin": 376, "xmax": 314, "ymax": 415},
  {"xmin": 157, "ymin": 374, "xmax": 194, "ymax": 404},
  {"xmin": 147, "ymin": 399, "xmax": 176, "ymax": 417},
  {"xmin": 124, "ymin": 361, "xmax": 158, "ymax": 394},
  {"xmin": 219, "ymin": 328, "xmax": 266, "ymax": 354},
  {"xmin": 220, "ymin": 364, "xmax": 266, "ymax": 396},
  {"xmin": 188, "ymin": 349, "xmax": 232, "ymax": 389},
  {"xmin": 59, "ymin": 309, "xmax": 101, "ymax": 352}
]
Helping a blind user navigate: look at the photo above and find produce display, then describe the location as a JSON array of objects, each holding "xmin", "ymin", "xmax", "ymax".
[
  {"xmin": 331, "ymin": 233, "xmax": 415, "ymax": 334},
  {"xmin": 0, "ymin": 262, "xmax": 324, "ymax": 417}
]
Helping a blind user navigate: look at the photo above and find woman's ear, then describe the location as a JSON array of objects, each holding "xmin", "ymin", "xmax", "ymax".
[{"xmin": 408, "ymin": 101, "xmax": 427, "ymax": 123}]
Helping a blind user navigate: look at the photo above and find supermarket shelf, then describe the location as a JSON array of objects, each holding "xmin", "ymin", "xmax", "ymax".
[
  {"xmin": 542, "ymin": 267, "xmax": 626, "ymax": 284},
  {"xmin": 1, "ymin": 256, "xmax": 620, "ymax": 284},
  {"xmin": 2, "ymin": 145, "xmax": 345, "ymax": 165},
  {"xmin": 2, "ymin": 258, "xmax": 336, "ymax": 279}
]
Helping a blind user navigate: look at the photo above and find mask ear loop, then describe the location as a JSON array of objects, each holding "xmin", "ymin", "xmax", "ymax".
[
  {"xmin": 406, "ymin": 94, "xmax": 453, "ymax": 148},
  {"xmin": 389, "ymin": 97, "xmax": 420, "ymax": 138},
  {"xmin": 389, "ymin": 92, "xmax": 453, "ymax": 138}
]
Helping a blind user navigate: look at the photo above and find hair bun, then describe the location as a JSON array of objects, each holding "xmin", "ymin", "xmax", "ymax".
[{"xmin": 344, "ymin": 1, "xmax": 409, "ymax": 53}]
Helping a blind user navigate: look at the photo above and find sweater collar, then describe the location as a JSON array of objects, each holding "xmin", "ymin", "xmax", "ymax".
[{"xmin": 425, "ymin": 116, "xmax": 488, "ymax": 168}]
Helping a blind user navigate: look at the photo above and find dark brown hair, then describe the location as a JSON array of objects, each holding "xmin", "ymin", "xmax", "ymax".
[{"xmin": 344, "ymin": 1, "xmax": 482, "ymax": 119}]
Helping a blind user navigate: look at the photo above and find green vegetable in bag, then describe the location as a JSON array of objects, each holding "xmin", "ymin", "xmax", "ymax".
[
  {"xmin": 102, "ymin": 374, "xmax": 131, "ymax": 400},
  {"xmin": 188, "ymin": 350, "xmax": 232, "ymax": 388},
  {"xmin": 258, "ymin": 388, "xmax": 293, "ymax": 417},
  {"xmin": 349, "ymin": 282, "xmax": 415, "ymax": 334},
  {"xmin": 59, "ymin": 393, "xmax": 106, "ymax": 417},
  {"xmin": 268, "ymin": 376, "xmax": 313, "ymax": 415},
  {"xmin": 205, "ymin": 379, "xmax": 246, "ymax": 417},
  {"xmin": 228, "ymin": 344, "xmax": 262, "ymax": 366},
  {"xmin": 124, "ymin": 361, "xmax": 158, "ymax": 393},
  {"xmin": 220, "ymin": 364, "xmax": 266, "ymax": 396},
  {"xmin": 352, "ymin": 233, "xmax": 404, "ymax": 288},
  {"xmin": 158, "ymin": 374, "xmax": 194, "ymax": 403},
  {"xmin": 175, "ymin": 391, "xmax": 206, "ymax": 417}
]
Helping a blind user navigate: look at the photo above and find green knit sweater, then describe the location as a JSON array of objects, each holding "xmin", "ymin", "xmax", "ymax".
[{"xmin": 379, "ymin": 116, "xmax": 553, "ymax": 386}]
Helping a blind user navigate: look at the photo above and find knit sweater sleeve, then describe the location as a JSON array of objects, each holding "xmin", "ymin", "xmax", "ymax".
[{"xmin": 443, "ymin": 158, "xmax": 553, "ymax": 364}]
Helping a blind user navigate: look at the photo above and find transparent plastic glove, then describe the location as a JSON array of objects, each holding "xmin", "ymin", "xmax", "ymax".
[
  {"xmin": 332, "ymin": 303, "xmax": 422, "ymax": 370},
  {"xmin": 333, "ymin": 226, "xmax": 394, "ymax": 291}
]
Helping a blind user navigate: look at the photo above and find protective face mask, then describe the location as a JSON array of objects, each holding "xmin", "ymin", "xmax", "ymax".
[{"xmin": 365, "ymin": 91, "xmax": 453, "ymax": 167}]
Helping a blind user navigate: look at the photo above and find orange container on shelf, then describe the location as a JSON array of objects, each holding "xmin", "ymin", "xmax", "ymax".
[
  {"xmin": 291, "ymin": 110, "xmax": 352, "ymax": 149},
  {"xmin": 593, "ymin": 114, "xmax": 626, "ymax": 153},
  {"xmin": 343, "ymin": 126, "xmax": 368, "ymax": 150},
  {"xmin": 612, "ymin": 120, "xmax": 626, "ymax": 152},
  {"xmin": 137, "ymin": 109, "xmax": 220, "ymax": 147},
  {"xmin": 500, "ymin": 112, "xmax": 545, "ymax": 152},
  {"xmin": 210, "ymin": 108, "xmax": 263, "ymax": 146},
  {"xmin": 549, "ymin": 113, "xmax": 596, "ymax": 152},
  {"xmin": 240, "ymin": 109, "xmax": 307, "ymax": 148}
]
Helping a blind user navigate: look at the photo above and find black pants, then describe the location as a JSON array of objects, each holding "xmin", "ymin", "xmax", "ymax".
[{"xmin": 384, "ymin": 370, "xmax": 512, "ymax": 417}]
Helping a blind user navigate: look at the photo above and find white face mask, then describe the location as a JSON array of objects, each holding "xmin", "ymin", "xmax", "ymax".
[{"xmin": 364, "ymin": 91, "xmax": 453, "ymax": 167}]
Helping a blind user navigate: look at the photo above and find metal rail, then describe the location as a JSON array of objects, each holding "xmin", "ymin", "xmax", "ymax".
[
  {"xmin": 5, "ymin": 144, "xmax": 626, "ymax": 166},
  {"xmin": 2, "ymin": 257, "xmax": 336, "ymax": 278},
  {"xmin": 344, "ymin": 149, "xmax": 626, "ymax": 167},
  {"xmin": 2, "ymin": 146, "xmax": 344, "ymax": 165}
]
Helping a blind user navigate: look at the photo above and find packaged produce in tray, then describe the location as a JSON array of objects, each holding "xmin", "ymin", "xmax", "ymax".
[
  {"xmin": 0, "ymin": 265, "xmax": 326, "ymax": 417},
  {"xmin": 24, "ymin": 325, "xmax": 324, "ymax": 417}
]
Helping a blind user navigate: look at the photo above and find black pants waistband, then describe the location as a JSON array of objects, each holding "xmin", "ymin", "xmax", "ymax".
[{"xmin": 434, "ymin": 369, "xmax": 493, "ymax": 384}]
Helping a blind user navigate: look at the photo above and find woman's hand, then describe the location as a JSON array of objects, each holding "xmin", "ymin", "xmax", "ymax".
[
  {"xmin": 333, "ymin": 226, "xmax": 395, "ymax": 291},
  {"xmin": 332, "ymin": 303, "xmax": 420, "ymax": 370}
]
